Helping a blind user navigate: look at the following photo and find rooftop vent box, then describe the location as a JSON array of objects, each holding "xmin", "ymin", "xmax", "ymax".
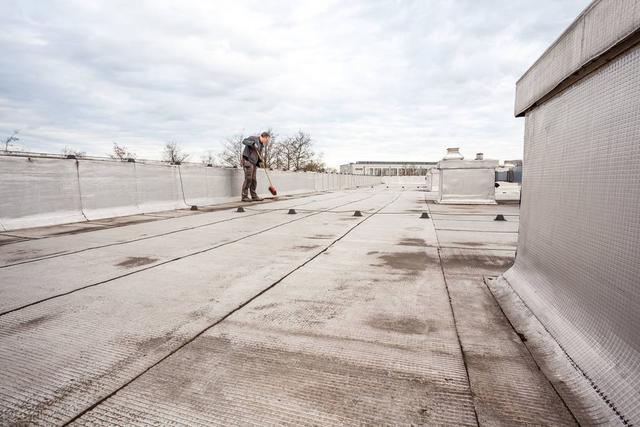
[{"xmin": 436, "ymin": 148, "xmax": 498, "ymax": 204}]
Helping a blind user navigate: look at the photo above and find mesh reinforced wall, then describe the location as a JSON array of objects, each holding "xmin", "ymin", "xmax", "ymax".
[{"xmin": 504, "ymin": 43, "xmax": 640, "ymax": 424}]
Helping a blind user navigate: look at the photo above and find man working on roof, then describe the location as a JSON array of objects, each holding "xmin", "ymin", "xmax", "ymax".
[{"xmin": 241, "ymin": 131, "xmax": 270, "ymax": 202}]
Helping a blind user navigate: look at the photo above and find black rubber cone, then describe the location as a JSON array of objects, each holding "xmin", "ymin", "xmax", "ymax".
[
  {"xmin": 236, "ymin": 207, "xmax": 245, "ymax": 213},
  {"xmin": 353, "ymin": 210, "xmax": 363, "ymax": 217},
  {"xmin": 494, "ymin": 214, "xmax": 506, "ymax": 221},
  {"xmin": 288, "ymin": 209, "xmax": 297, "ymax": 215},
  {"xmin": 420, "ymin": 212, "xmax": 430, "ymax": 219}
]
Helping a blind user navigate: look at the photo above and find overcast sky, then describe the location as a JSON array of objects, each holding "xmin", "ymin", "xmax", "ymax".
[{"xmin": 1, "ymin": 0, "xmax": 589, "ymax": 167}]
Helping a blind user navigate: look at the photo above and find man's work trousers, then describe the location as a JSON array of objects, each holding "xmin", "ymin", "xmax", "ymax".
[{"xmin": 242, "ymin": 159, "xmax": 258, "ymax": 198}]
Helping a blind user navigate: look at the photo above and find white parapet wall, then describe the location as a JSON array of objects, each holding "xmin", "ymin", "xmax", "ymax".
[
  {"xmin": 79, "ymin": 160, "xmax": 141, "ymax": 220},
  {"xmin": 179, "ymin": 164, "xmax": 235, "ymax": 207},
  {"xmin": 136, "ymin": 163, "xmax": 186, "ymax": 213},
  {"xmin": 504, "ymin": 2, "xmax": 640, "ymax": 424},
  {"xmin": 0, "ymin": 156, "xmax": 382, "ymax": 231},
  {"xmin": 0, "ymin": 156, "xmax": 86, "ymax": 230}
]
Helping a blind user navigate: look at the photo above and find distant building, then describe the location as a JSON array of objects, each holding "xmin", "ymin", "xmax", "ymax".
[
  {"xmin": 495, "ymin": 160, "xmax": 523, "ymax": 183},
  {"xmin": 340, "ymin": 161, "xmax": 437, "ymax": 176}
]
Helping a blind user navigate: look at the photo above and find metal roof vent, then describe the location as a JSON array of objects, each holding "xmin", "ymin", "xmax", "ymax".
[{"xmin": 443, "ymin": 147, "xmax": 464, "ymax": 161}]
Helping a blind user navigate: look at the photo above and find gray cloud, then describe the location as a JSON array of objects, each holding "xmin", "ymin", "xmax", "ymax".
[{"xmin": 0, "ymin": 0, "xmax": 590, "ymax": 166}]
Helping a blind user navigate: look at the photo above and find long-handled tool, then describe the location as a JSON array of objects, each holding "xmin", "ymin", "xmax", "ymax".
[{"xmin": 255, "ymin": 149, "xmax": 277, "ymax": 196}]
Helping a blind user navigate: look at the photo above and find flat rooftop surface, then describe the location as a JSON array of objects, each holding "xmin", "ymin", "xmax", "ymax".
[{"xmin": 0, "ymin": 188, "xmax": 576, "ymax": 426}]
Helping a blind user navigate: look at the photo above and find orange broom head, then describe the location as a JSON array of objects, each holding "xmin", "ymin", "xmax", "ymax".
[{"xmin": 268, "ymin": 185, "xmax": 277, "ymax": 196}]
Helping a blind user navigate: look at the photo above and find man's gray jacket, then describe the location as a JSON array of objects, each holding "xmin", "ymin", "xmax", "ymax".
[{"xmin": 242, "ymin": 136, "xmax": 264, "ymax": 166}]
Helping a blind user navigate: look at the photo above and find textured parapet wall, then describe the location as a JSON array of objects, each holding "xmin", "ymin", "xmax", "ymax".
[
  {"xmin": 505, "ymin": 3, "xmax": 640, "ymax": 423},
  {"xmin": 0, "ymin": 157, "xmax": 381, "ymax": 231},
  {"xmin": 0, "ymin": 157, "xmax": 86, "ymax": 230},
  {"xmin": 515, "ymin": 0, "xmax": 640, "ymax": 116}
]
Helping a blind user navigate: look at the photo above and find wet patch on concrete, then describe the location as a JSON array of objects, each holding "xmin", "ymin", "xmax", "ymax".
[
  {"xmin": 367, "ymin": 314, "xmax": 431, "ymax": 335},
  {"xmin": 291, "ymin": 244, "xmax": 322, "ymax": 250},
  {"xmin": 0, "ymin": 235, "xmax": 30, "ymax": 246},
  {"xmin": 136, "ymin": 332, "xmax": 175, "ymax": 354},
  {"xmin": 4, "ymin": 224, "xmax": 109, "ymax": 241},
  {"xmin": 90, "ymin": 216, "xmax": 157, "ymax": 227},
  {"xmin": 517, "ymin": 332, "xmax": 527, "ymax": 342},
  {"xmin": 252, "ymin": 302, "xmax": 279, "ymax": 311},
  {"xmin": 5, "ymin": 249, "xmax": 39, "ymax": 263},
  {"xmin": 2, "ymin": 314, "xmax": 59, "ymax": 336},
  {"xmin": 48, "ymin": 225, "xmax": 110, "ymax": 236},
  {"xmin": 442, "ymin": 253, "xmax": 514, "ymax": 273},
  {"xmin": 5, "ymin": 248, "xmax": 67, "ymax": 264},
  {"xmin": 306, "ymin": 234, "xmax": 335, "ymax": 240},
  {"xmin": 115, "ymin": 256, "xmax": 158, "ymax": 268},
  {"xmin": 373, "ymin": 251, "xmax": 435, "ymax": 273},
  {"xmin": 188, "ymin": 308, "xmax": 209, "ymax": 321},
  {"xmin": 398, "ymin": 238, "xmax": 426, "ymax": 247}
]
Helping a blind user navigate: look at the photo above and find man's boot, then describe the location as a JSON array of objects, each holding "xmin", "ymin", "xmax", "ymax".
[
  {"xmin": 251, "ymin": 193, "xmax": 264, "ymax": 202},
  {"xmin": 241, "ymin": 194, "xmax": 252, "ymax": 202}
]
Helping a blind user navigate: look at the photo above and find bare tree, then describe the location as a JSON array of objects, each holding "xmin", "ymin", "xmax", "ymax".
[
  {"xmin": 217, "ymin": 134, "xmax": 244, "ymax": 168},
  {"xmin": 201, "ymin": 150, "xmax": 215, "ymax": 166},
  {"xmin": 218, "ymin": 129, "xmax": 324, "ymax": 171},
  {"xmin": 109, "ymin": 142, "xmax": 136, "ymax": 161},
  {"xmin": 163, "ymin": 141, "xmax": 189, "ymax": 164},
  {"xmin": 302, "ymin": 159, "xmax": 326, "ymax": 172},
  {"xmin": 280, "ymin": 139, "xmax": 296, "ymax": 171},
  {"xmin": 286, "ymin": 130, "xmax": 315, "ymax": 171},
  {"xmin": 3, "ymin": 130, "xmax": 20, "ymax": 151},
  {"xmin": 261, "ymin": 127, "xmax": 279, "ymax": 169},
  {"xmin": 218, "ymin": 128, "xmax": 280, "ymax": 169},
  {"xmin": 62, "ymin": 145, "xmax": 86, "ymax": 157},
  {"xmin": 267, "ymin": 140, "xmax": 287, "ymax": 170}
]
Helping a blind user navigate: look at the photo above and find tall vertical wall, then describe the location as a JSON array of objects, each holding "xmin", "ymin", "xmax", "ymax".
[
  {"xmin": 0, "ymin": 157, "xmax": 382, "ymax": 231},
  {"xmin": 505, "ymin": 2, "xmax": 640, "ymax": 422}
]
